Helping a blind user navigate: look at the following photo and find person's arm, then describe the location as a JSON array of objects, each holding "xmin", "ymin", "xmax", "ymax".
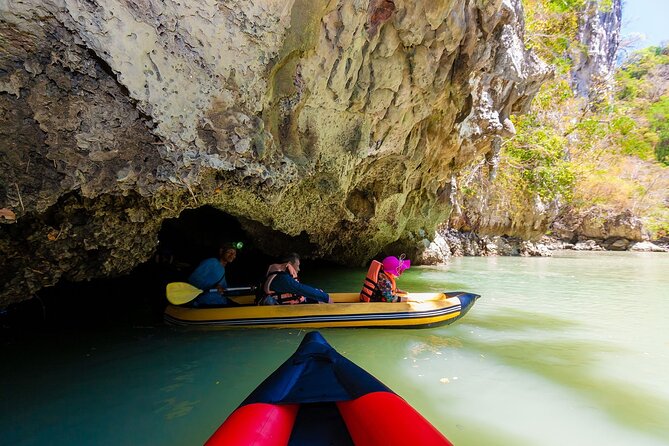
[
  {"xmin": 215, "ymin": 267, "xmax": 228, "ymax": 293},
  {"xmin": 298, "ymin": 283, "xmax": 330, "ymax": 303},
  {"xmin": 274, "ymin": 275, "xmax": 330, "ymax": 303}
]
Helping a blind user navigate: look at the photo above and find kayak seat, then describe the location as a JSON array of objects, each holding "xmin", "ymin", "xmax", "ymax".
[{"xmin": 288, "ymin": 402, "xmax": 354, "ymax": 446}]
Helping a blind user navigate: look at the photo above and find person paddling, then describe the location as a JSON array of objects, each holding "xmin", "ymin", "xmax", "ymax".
[{"xmin": 187, "ymin": 243, "xmax": 238, "ymax": 307}]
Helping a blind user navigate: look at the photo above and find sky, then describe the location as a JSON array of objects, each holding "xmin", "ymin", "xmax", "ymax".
[{"xmin": 621, "ymin": 0, "xmax": 669, "ymax": 49}]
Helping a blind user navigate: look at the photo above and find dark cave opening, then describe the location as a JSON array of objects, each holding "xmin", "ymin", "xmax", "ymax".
[
  {"xmin": 2, "ymin": 206, "xmax": 331, "ymax": 334},
  {"xmin": 154, "ymin": 205, "xmax": 276, "ymax": 287},
  {"xmin": 12, "ymin": 206, "xmax": 261, "ymax": 331}
]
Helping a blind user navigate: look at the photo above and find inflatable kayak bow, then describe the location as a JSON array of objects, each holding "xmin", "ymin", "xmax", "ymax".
[{"xmin": 205, "ymin": 331, "xmax": 453, "ymax": 446}]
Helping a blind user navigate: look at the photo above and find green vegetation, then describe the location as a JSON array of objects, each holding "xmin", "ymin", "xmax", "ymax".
[
  {"xmin": 615, "ymin": 46, "xmax": 669, "ymax": 164},
  {"xmin": 505, "ymin": 113, "xmax": 576, "ymax": 202},
  {"xmin": 647, "ymin": 97, "xmax": 669, "ymax": 164},
  {"xmin": 524, "ymin": 0, "xmax": 585, "ymax": 73}
]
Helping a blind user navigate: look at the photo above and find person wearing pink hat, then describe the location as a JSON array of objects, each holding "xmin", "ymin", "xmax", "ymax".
[{"xmin": 359, "ymin": 254, "xmax": 410, "ymax": 303}]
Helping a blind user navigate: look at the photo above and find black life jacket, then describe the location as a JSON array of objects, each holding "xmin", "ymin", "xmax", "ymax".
[{"xmin": 256, "ymin": 263, "xmax": 303, "ymax": 305}]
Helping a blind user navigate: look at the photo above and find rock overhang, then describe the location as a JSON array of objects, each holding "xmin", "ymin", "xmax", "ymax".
[{"xmin": 0, "ymin": 0, "xmax": 550, "ymax": 306}]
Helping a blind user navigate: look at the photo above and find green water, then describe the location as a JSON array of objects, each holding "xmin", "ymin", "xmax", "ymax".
[{"xmin": 2, "ymin": 251, "xmax": 668, "ymax": 445}]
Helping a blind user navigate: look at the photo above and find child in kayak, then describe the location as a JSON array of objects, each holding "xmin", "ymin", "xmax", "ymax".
[{"xmin": 360, "ymin": 255, "xmax": 410, "ymax": 302}]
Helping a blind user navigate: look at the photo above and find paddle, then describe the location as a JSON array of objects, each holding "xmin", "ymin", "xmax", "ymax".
[{"xmin": 166, "ymin": 282, "xmax": 254, "ymax": 305}]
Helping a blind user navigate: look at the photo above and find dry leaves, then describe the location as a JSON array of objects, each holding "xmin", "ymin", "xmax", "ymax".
[{"xmin": 0, "ymin": 208, "xmax": 16, "ymax": 221}]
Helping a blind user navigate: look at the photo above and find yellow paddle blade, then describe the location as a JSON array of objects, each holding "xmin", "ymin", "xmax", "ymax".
[{"xmin": 166, "ymin": 282, "xmax": 202, "ymax": 305}]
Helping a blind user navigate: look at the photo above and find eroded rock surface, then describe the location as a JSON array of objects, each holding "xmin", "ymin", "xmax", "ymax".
[
  {"xmin": 571, "ymin": 0, "xmax": 622, "ymax": 99},
  {"xmin": 420, "ymin": 228, "xmax": 553, "ymax": 263},
  {"xmin": 0, "ymin": 0, "xmax": 549, "ymax": 306}
]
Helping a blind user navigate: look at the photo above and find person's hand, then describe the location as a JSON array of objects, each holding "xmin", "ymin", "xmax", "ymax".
[{"xmin": 216, "ymin": 285, "xmax": 226, "ymax": 294}]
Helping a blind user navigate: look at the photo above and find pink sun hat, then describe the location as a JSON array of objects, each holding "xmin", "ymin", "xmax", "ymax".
[{"xmin": 382, "ymin": 255, "xmax": 411, "ymax": 276}]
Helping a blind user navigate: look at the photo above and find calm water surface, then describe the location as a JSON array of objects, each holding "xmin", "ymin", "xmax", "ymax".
[{"xmin": 2, "ymin": 251, "xmax": 668, "ymax": 445}]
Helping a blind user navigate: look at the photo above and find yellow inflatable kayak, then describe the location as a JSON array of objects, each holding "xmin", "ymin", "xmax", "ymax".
[{"xmin": 163, "ymin": 291, "xmax": 480, "ymax": 329}]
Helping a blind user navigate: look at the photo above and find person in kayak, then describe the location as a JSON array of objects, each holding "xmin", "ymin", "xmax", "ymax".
[
  {"xmin": 360, "ymin": 255, "xmax": 410, "ymax": 302},
  {"xmin": 259, "ymin": 252, "xmax": 331, "ymax": 305},
  {"xmin": 187, "ymin": 243, "xmax": 238, "ymax": 307}
]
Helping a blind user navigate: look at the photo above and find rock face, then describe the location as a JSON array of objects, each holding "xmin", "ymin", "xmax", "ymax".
[
  {"xmin": 440, "ymin": 0, "xmax": 626, "ymax": 249},
  {"xmin": 551, "ymin": 207, "xmax": 650, "ymax": 250},
  {"xmin": 0, "ymin": 0, "xmax": 549, "ymax": 306},
  {"xmin": 420, "ymin": 228, "xmax": 552, "ymax": 263},
  {"xmin": 571, "ymin": 0, "xmax": 622, "ymax": 99}
]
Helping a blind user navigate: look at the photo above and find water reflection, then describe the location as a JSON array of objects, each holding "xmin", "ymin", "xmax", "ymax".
[
  {"xmin": 466, "ymin": 307, "xmax": 578, "ymax": 332},
  {"xmin": 455, "ymin": 309, "xmax": 669, "ymax": 443}
]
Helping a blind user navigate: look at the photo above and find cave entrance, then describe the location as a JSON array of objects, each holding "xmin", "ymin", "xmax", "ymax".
[
  {"xmin": 156, "ymin": 205, "xmax": 272, "ymax": 287},
  {"xmin": 2, "ymin": 207, "xmax": 273, "ymax": 331},
  {"xmin": 2, "ymin": 206, "xmax": 323, "ymax": 331}
]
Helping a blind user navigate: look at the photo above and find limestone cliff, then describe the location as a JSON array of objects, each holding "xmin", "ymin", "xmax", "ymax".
[
  {"xmin": 571, "ymin": 0, "xmax": 622, "ymax": 99},
  {"xmin": 431, "ymin": 0, "xmax": 627, "ymax": 260},
  {"xmin": 0, "ymin": 0, "xmax": 549, "ymax": 306}
]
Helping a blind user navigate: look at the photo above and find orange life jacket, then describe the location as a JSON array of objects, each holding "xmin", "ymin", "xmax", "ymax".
[
  {"xmin": 360, "ymin": 260, "xmax": 381, "ymax": 302},
  {"xmin": 263, "ymin": 263, "xmax": 303, "ymax": 305},
  {"xmin": 360, "ymin": 260, "xmax": 399, "ymax": 302}
]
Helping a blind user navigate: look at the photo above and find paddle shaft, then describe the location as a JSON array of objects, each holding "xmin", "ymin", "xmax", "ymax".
[{"xmin": 166, "ymin": 282, "xmax": 254, "ymax": 305}]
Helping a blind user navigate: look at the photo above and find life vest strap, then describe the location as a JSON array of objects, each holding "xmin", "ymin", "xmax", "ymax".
[
  {"xmin": 259, "ymin": 271, "xmax": 303, "ymax": 305},
  {"xmin": 276, "ymin": 292, "xmax": 302, "ymax": 304}
]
